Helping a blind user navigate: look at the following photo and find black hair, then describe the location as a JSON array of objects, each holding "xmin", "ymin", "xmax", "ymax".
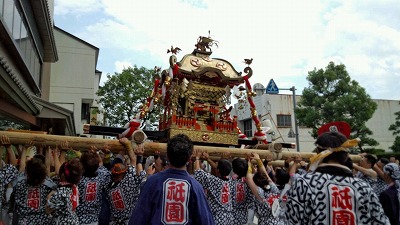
[
  {"xmin": 275, "ymin": 168, "xmax": 290, "ymax": 187},
  {"xmin": 379, "ymin": 157, "xmax": 390, "ymax": 165},
  {"xmin": 323, "ymin": 151, "xmax": 349, "ymax": 164},
  {"xmin": 59, "ymin": 158, "xmax": 83, "ymax": 185},
  {"xmin": 315, "ymin": 131, "xmax": 347, "ymax": 150},
  {"xmin": 344, "ymin": 157, "xmax": 353, "ymax": 170},
  {"xmin": 253, "ymin": 172, "xmax": 270, "ymax": 192},
  {"xmin": 217, "ymin": 159, "xmax": 232, "ymax": 177},
  {"xmin": 232, "ymin": 158, "xmax": 247, "ymax": 178},
  {"xmin": 167, "ymin": 134, "xmax": 193, "ymax": 168},
  {"xmin": 26, "ymin": 157, "xmax": 47, "ymax": 186},
  {"xmin": 364, "ymin": 154, "xmax": 377, "ymax": 168},
  {"xmin": 80, "ymin": 151, "xmax": 100, "ymax": 177},
  {"xmin": 316, "ymin": 131, "xmax": 349, "ymax": 164},
  {"xmin": 111, "ymin": 157, "xmax": 124, "ymax": 168},
  {"xmin": 33, "ymin": 154, "xmax": 46, "ymax": 164},
  {"xmin": 284, "ymin": 160, "xmax": 290, "ymax": 168},
  {"xmin": 159, "ymin": 154, "xmax": 169, "ymax": 167}
]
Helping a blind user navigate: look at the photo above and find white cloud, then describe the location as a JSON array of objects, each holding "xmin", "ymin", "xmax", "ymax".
[
  {"xmin": 81, "ymin": 20, "xmax": 136, "ymax": 49},
  {"xmin": 55, "ymin": 0, "xmax": 400, "ymax": 100},
  {"xmin": 54, "ymin": 0, "xmax": 102, "ymax": 15},
  {"xmin": 115, "ymin": 61, "xmax": 133, "ymax": 73}
]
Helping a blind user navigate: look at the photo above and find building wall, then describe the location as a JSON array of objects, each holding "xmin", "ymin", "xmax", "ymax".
[
  {"xmin": 234, "ymin": 93, "xmax": 400, "ymax": 152},
  {"xmin": 92, "ymin": 70, "xmax": 103, "ymax": 125},
  {"xmin": 0, "ymin": 0, "xmax": 56, "ymax": 128},
  {"xmin": 366, "ymin": 100, "xmax": 400, "ymax": 150},
  {"xmin": 50, "ymin": 28, "xmax": 99, "ymax": 135},
  {"xmin": 40, "ymin": 62, "xmax": 52, "ymax": 101}
]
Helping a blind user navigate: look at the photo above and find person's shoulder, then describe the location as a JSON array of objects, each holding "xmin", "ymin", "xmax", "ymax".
[
  {"xmin": 185, "ymin": 173, "xmax": 198, "ymax": 181},
  {"xmin": 84, "ymin": 174, "xmax": 100, "ymax": 182},
  {"xmin": 342, "ymin": 177, "xmax": 377, "ymax": 196},
  {"xmin": 51, "ymin": 186, "xmax": 66, "ymax": 198},
  {"xmin": 13, "ymin": 172, "xmax": 27, "ymax": 183},
  {"xmin": 382, "ymin": 184, "xmax": 397, "ymax": 194},
  {"xmin": 78, "ymin": 175, "xmax": 89, "ymax": 182},
  {"xmin": 145, "ymin": 172, "xmax": 195, "ymax": 189},
  {"xmin": 165, "ymin": 170, "xmax": 193, "ymax": 180},
  {"xmin": 94, "ymin": 167, "xmax": 110, "ymax": 178},
  {"xmin": 351, "ymin": 176, "xmax": 371, "ymax": 187},
  {"xmin": 195, "ymin": 169, "xmax": 220, "ymax": 181},
  {"xmin": 43, "ymin": 176, "xmax": 57, "ymax": 189},
  {"xmin": 127, "ymin": 165, "xmax": 136, "ymax": 173},
  {"xmin": 163, "ymin": 171, "xmax": 198, "ymax": 185},
  {"xmin": 143, "ymin": 171, "xmax": 169, "ymax": 185},
  {"xmin": 294, "ymin": 171, "xmax": 317, "ymax": 180},
  {"xmin": 379, "ymin": 188, "xmax": 393, "ymax": 198},
  {"xmin": 290, "ymin": 171, "xmax": 325, "ymax": 189},
  {"xmin": 230, "ymin": 177, "xmax": 244, "ymax": 184},
  {"xmin": 1, "ymin": 164, "xmax": 17, "ymax": 181},
  {"xmin": 3, "ymin": 163, "xmax": 17, "ymax": 173},
  {"xmin": 194, "ymin": 168, "xmax": 207, "ymax": 175},
  {"xmin": 186, "ymin": 175, "xmax": 204, "ymax": 189}
]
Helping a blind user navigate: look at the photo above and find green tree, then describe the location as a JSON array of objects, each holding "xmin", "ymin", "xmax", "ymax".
[
  {"xmin": 390, "ymin": 137, "xmax": 400, "ymax": 152},
  {"xmin": 96, "ymin": 66, "xmax": 158, "ymax": 127},
  {"xmin": 296, "ymin": 62, "xmax": 378, "ymax": 150},
  {"xmin": 0, "ymin": 119, "xmax": 26, "ymax": 130},
  {"xmin": 389, "ymin": 105, "xmax": 400, "ymax": 152}
]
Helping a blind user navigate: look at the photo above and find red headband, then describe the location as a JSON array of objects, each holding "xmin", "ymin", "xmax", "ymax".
[{"xmin": 111, "ymin": 164, "xmax": 127, "ymax": 175}]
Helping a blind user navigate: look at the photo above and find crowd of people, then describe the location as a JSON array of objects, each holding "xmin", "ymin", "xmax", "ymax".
[{"xmin": 0, "ymin": 131, "xmax": 399, "ymax": 225}]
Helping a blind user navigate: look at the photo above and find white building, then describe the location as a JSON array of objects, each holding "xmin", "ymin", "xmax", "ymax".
[
  {"xmin": 49, "ymin": 27, "xmax": 102, "ymax": 136},
  {"xmin": 234, "ymin": 86, "xmax": 400, "ymax": 152}
]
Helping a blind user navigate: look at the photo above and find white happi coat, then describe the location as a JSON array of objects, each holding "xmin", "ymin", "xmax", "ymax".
[{"xmin": 285, "ymin": 164, "xmax": 390, "ymax": 225}]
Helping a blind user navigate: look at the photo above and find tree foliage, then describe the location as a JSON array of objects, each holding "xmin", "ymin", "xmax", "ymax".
[
  {"xmin": 296, "ymin": 62, "xmax": 378, "ymax": 149},
  {"xmin": 0, "ymin": 119, "xmax": 26, "ymax": 130},
  {"xmin": 389, "ymin": 105, "xmax": 400, "ymax": 152},
  {"xmin": 390, "ymin": 137, "xmax": 400, "ymax": 152},
  {"xmin": 96, "ymin": 66, "xmax": 157, "ymax": 127}
]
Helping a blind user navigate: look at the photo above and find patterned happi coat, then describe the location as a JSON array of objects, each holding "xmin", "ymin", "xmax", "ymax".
[
  {"xmin": 129, "ymin": 168, "xmax": 214, "ymax": 225},
  {"xmin": 76, "ymin": 166, "xmax": 111, "ymax": 224},
  {"xmin": 285, "ymin": 164, "xmax": 390, "ymax": 225},
  {"xmin": 0, "ymin": 164, "xmax": 17, "ymax": 215},
  {"xmin": 47, "ymin": 185, "xmax": 79, "ymax": 225},
  {"xmin": 106, "ymin": 165, "xmax": 145, "ymax": 223},
  {"xmin": 375, "ymin": 177, "xmax": 388, "ymax": 196},
  {"xmin": 231, "ymin": 177, "xmax": 253, "ymax": 225},
  {"xmin": 356, "ymin": 170, "xmax": 379, "ymax": 194},
  {"xmin": 13, "ymin": 173, "xmax": 56, "ymax": 225},
  {"xmin": 194, "ymin": 169, "xmax": 234, "ymax": 225},
  {"xmin": 254, "ymin": 184, "xmax": 286, "ymax": 225}
]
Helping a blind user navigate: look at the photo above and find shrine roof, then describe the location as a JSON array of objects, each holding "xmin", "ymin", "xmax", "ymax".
[{"xmin": 177, "ymin": 51, "xmax": 248, "ymax": 83}]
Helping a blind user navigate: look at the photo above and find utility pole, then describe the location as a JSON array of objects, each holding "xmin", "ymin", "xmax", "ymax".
[
  {"xmin": 280, "ymin": 86, "xmax": 300, "ymax": 152},
  {"xmin": 266, "ymin": 80, "xmax": 300, "ymax": 152},
  {"xmin": 290, "ymin": 86, "xmax": 300, "ymax": 152}
]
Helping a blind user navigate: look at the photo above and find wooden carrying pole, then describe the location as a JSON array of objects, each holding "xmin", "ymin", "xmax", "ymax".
[{"xmin": 0, "ymin": 131, "xmax": 361, "ymax": 162}]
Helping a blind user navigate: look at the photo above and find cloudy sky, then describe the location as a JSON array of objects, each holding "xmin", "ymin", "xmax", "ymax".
[{"xmin": 54, "ymin": 0, "xmax": 400, "ymax": 100}]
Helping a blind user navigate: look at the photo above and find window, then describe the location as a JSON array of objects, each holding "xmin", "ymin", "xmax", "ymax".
[
  {"xmin": 0, "ymin": 0, "xmax": 4, "ymax": 17},
  {"xmin": 20, "ymin": 24, "xmax": 27, "ymax": 54},
  {"xmin": 3, "ymin": 0, "xmax": 14, "ymax": 30},
  {"xmin": 12, "ymin": 4, "xmax": 21, "ymax": 41},
  {"xmin": 243, "ymin": 119, "xmax": 252, "ymax": 138},
  {"xmin": 277, "ymin": 114, "xmax": 292, "ymax": 127},
  {"xmin": 81, "ymin": 103, "xmax": 90, "ymax": 121},
  {"xmin": 1, "ymin": 1, "xmax": 42, "ymax": 88}
]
